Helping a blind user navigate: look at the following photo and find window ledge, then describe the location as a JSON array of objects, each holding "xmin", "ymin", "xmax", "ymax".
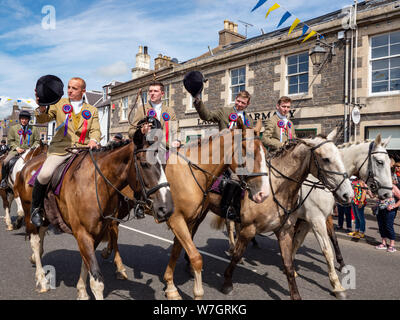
[
  {"xmin": 185, "ymin": 109, "xmax": 198, "ymax": 115},
  {"xmin": 368, "ymin": 91, "xmax": 400, "ymax": 97},
  {"xmin": 288, "ymin": 94, "xmax": 312, "ymax": 101},
  {"xmin": 119, "ymin": 120, "xmax": 128, "ymax": 124}
]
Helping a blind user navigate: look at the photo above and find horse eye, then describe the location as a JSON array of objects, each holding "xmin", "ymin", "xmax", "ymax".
[{"xmin": 376, "ymin": 160, "xmax": 384, "ymax": 166}]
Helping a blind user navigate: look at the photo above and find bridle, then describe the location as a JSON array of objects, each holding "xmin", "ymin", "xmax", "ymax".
[
  {"xmin": 356, "ymin": 141, "xmax": 392, "ymax": 193},
  {"xmin": 89, "ymin": 144, "xmax": 170, "ymax": 223}
]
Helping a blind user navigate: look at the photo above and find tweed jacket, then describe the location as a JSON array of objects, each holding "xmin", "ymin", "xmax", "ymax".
[
  {"xmin": 7, "ymin": 124, "xmax": 40, "ymax": 157},
  {"xmin": 262, "ymin": 113, "xmax": 295, "ymax": 152},
  {"xmin": 193, "ymin": 99, "xmax": 254, "ymax": 131},
  {"xmin": 128, "ymin": 101, "xmax": 180, "ymax": 143},
  {"xmin": 35, "ymin": 98, "xmax": 101, "ymax": 156}
]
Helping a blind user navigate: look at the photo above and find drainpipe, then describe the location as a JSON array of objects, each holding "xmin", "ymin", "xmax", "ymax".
[
  {"xmin": 349, "ymin": 28, "xmax": 354, "ymax": 142},
  {"xmin": 344, "ymin": 35, "xmax": 350, "ymax": 143},
  {"xmin": 354, "ymin": 0, "xmax": 358, "ymax": 142}
]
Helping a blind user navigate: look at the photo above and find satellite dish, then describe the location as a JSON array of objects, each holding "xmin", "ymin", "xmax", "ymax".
[
  {"xmin": 351, "ymin": 106, "xmax": 360, "ymax": 124},
  {"xmin": 171, "ymin": 58, "xmax": 179, "ymax": 63}
]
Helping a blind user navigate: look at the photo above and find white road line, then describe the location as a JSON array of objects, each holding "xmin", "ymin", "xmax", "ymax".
[{"xmin": 119, "ymin": 224, "xmax": 258, "ymax": 272}]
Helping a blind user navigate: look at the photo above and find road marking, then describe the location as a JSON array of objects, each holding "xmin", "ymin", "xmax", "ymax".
[{"xmin": 119, "ymin": 224, "xmax": 257, "ymax": 272}]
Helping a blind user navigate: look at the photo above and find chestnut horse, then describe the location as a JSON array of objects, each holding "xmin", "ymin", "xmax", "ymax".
[
  {"xmin": 163, "ymin": 119, "xmax": 270, "ymax": 300},
  {"xmin": 220, "ymin": 129, "xmax": 354, "ymax": 300},
  {"xmin": 1, "ymin": 141, "xmax": 48, "ymax": 231},
  {"xmin": 14, "ymin": 138, "xmax": 173, "ymax": 300}
]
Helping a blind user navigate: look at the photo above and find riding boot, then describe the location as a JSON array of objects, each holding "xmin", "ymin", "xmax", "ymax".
[
  {"xmin": 30, "ymin": 180, "xmax": 48, "ymax": 227},
  {"xmin": 221, "ymin": 180, "xmax": 242, "ymax": 222},
  {"xmin": 0, "ymin": 162, "xmax": 9, "ymax": 189}
]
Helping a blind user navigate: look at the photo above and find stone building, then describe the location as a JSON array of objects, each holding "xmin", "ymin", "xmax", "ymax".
[{"xmin": 109, "ymin": 0, "xmax": 400, "ymax": 159}]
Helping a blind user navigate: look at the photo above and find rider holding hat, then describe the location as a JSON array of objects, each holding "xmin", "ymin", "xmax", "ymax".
[
  {"xmin": 0, "ymin": 110, "xmax": 40, "ymax": 189},
  {"xmin": 31, "ymin": 76, "xmax": 101, "ymax": 227}
]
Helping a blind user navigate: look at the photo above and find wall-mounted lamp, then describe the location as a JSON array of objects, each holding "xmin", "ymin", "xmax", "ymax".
[{"xmin": 309, "ymin": 37, "xmax": 336, "ymax": 67}]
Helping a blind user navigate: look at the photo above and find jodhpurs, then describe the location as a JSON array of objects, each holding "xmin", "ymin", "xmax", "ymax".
[{"xmin": 37, "ymin": 154, "xmax": 72, "ymax": 185}]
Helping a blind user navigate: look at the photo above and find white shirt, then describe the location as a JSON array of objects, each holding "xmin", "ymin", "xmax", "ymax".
[
  {"xmin": 151, "ymin": 102, "xmax": 162, "ymax": 121},
  {"xmin": 71, "ymin": 99, "xmax": 83, "ymax": 114}
]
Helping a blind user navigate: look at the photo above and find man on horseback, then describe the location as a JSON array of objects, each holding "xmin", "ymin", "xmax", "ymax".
[
  {"xmin": 128, "ymin": 81, "xmax": 181, "ymax": 149},
  {"xmin": 262, "ymin": 96, "xmax": 296, "ymax": 152},
  {"xmin": 0, "ymin": 140, "xmax": 10, "ymax": 156},
  {"xmin": 186, "ymin": 71, "xmax": 255, "ymax": 222},
  {"xmin": 31, "ymin": 76, "xmax": 101, "ymax": 227},
  {"xmin": 0, "ymin": 110, "xmax": 40, "ymax": 189}
]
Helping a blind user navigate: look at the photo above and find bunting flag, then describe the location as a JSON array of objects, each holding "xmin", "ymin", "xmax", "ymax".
[
  {"xmin": 265, "ymin": 3, "xmax": 280, "ymax": 19},
  {"xmin": 288, "ymin": 18, "xmax": 300, "ymax": 35},
  {"xmin": 277, "ymin": 11, "xmax": 291, "ymax": 28},
  {"xmin": 251, "ymin": 0, "xmax": 268, "ymax": 12},
  {"xmin": 302, "ymin": 30, "xmax": 317, "ymax": 42},
  {"xmin": 300, "ymin": 25, "xmax": 309, "ymax": 39}
]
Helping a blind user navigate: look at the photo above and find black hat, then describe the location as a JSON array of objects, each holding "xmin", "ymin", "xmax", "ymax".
[
  {"xmin": 35, "ymin": 75, "xmax": 64, "ymax": 106},
  {"xmin": 1, "ymin": 140, "xmax": 6, "ymax": 143},
  {"xmin": 183, "ymin": 71, "xmax": 207, "ymax": 97},
  {"xmin": 114, "ymin": 133, "xmax": 123, "ymax": 140},
  {"xmin": 19, "ymin": 110, "xmax": 32, "ymax": 119}
]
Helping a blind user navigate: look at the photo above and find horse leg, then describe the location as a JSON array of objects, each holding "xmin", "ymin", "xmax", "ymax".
[
  {"xmin": 226, "ymin": 219, "xmax": 236, "ymax": 256},
  {"xmin": 4, "ymin": 204, "xmax": 12, "ymax": 231},
  {"xmin": 76, "ymin": 260, "xmax": 89, "ymax": 300},
  {"xmin": 222, "ymin": 225, "xmax": 254, "ymax": 295},
  {"xmin": 30, "ymin": 226, "xmax": 49, "ymax": 293},
  {"xmin": 291, "ymin": 218, "xmax": 312, "ymax": 277},
  {"xmin": 76, "ymin": 229, "xmax": 104, "ymax": 300},
  {"xmin": 311, "ymin": 217, "xmax": 347, "ymax": 300},
  {"xmin": 326, "ymin": 215, "xmax": 346, "ymax": 272},
  {"xmin": 165, "ymin": 215, "xmax": 204, "ymax": 300},
  {"xmin": 277, "ymin": 226, "xmax": 301, "ymax": 300},
  {"xmin": 110, "ymin": 223, "xmax": 128, "ymax": 280},
  {"xmin": 13, "ymin": 196, "xmax": 25, "ymax": 230}
]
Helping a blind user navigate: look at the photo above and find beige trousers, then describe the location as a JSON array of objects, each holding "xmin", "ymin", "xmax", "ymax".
[{"xmin": 37, "ymin": 154, "xmax": 72, "ymax": 185}]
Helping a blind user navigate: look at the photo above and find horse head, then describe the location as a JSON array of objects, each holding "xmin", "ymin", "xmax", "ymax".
[
  {"xmin": 132, "ymin": 136, "xmax": 174, "ymax": 223},
  {"xmin": 229, "ymin": 118, "xmax": 270, "ymax": 204},
  {"xmin": 302, "ymin": 128, "xmax": 354, "ymax": 204}
]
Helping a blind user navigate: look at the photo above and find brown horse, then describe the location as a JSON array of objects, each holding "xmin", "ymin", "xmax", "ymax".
[
  {"xmin": 1, "ymin": 141, "xmax": 48, "ymax": 231},
  {"xmin": 163, "ymin": 119, "xmax": 270, "ymax": 300},
  {"xmin": 15, "ymin": 138, "xmax": 174, "ymax": 299},
  {"xmin": 220, "ymin": 129, "xmax": 354, "ymax": 300}
]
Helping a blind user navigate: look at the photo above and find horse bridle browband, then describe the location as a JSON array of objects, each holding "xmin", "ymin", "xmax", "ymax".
[{"xmin": 356, "ymin": 141, "xmax": 392, "ymax": 193}]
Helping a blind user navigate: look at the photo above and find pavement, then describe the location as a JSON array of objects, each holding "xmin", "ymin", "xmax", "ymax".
[{"xmin": 332, "ymin": 206, "xmax": 400, "ymax": 249}]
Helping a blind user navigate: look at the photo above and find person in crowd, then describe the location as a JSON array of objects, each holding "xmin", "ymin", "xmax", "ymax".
[{"xmin": 335, "ymin": 202, "xmax": 352, "ymax": 233}]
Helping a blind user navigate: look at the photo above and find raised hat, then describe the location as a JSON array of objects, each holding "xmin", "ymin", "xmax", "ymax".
[
  {"xmin": 35, "ymin": 75, "xmax": 64, "ymax": 106},
  {"xmin": 183, "ymin": 71, "xmax": 207, "ymax": 98}
]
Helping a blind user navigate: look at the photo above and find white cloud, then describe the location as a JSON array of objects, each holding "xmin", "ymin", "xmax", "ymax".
[{"xmin": 96, "ymin": 61, "xmax": 130, "ymax": 78}]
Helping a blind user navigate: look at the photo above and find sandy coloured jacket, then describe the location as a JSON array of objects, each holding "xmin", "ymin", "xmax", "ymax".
[
  {"xmin": 262, "ymin": 113, "xmax": 295, "ymax": 152},
  {"xmin": 7, "ymin": 124, "xmax": 40, "ymax": 151},
  {"xmin": 35, "ymin": 98, "xmax": 101, "ymax": 155}
]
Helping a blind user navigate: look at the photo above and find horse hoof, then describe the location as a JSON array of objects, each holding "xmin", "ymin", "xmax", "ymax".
[
  {"xmin": 165, "ymin": 290, "xmax": 182, "ymax": 300},
  {"xmin": 221, "ymin": 283, "xmax": 233, "ymax": 295},
  {"xmin": 338, "ymin": 264, "xmax": 346, "ymax": 272},
  {"xmin": 116, "ymin": 271, "xmax": 128, "ymax": 280},
  {"xmin": 77, "ymin": 293, "xmax": 90, "ymax": 300},
  {"xmin": 6, "ymin": 226, "xmax": 13, "ymax": 231},
  {"xmin": 36, "ymin": 286, "xmax": 50, "ymax": 294},
  {"xmin": 334, "ymin": 291, "xmax": 347, "ymax": 300}
]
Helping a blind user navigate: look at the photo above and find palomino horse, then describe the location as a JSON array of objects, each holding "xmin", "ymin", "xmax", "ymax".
[
  {"xmin": 220, "ymin": 134, "xmax": 392, "ymax": 299},
  {"xmin": 1, "ymin": 141, "xmax": 48, "ymax": 231},
  {"xmin": 163, "ymin": 119, "xmax": 270, "ymax": 300},
  {"xmin": 220, "ymin": 129, "xmax": 354, "ymax": 300},
  {"xmin": 15, "ymin": 138, "xmax": 173, "ymax": 300}
]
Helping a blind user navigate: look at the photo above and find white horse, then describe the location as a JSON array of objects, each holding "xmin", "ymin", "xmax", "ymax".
[
  {"xmin": 222, "ymin": 134, "xmax": 392, "ymax": 299},
  {"xmin": 3, "ymin": 143, "xmax": 47, "ymax": 231}
]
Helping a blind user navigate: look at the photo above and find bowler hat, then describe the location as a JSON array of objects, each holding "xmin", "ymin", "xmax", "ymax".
[
  {"xmin": 35, "ymin": 75, "xmax": 64, "ymax": 106},
  {"xmin": 114, "ymin": 133, "xmax": 123, "ymax": 140},
  {"xmin": 183, "ymin": 71, "xmax": 207, "ymax": 98},
  {"xmin": 19, "ymin": 110, "xmax": 32, "ymax": 119}
]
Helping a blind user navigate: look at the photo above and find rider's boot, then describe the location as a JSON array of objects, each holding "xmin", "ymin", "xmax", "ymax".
[
  {"xmin": 221, "ymin": 180, "xmax": 242, "ymax": 223},
  {"xmin": 30, "ymin": 180, "xmax": 48, "ymax": 227},
  {"xmin": 0, "ymin": 162, "xmax": 9, "ymax": 189}
]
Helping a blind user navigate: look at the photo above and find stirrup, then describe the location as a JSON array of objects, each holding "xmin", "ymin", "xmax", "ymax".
[
  {"xmin": 226, "ymin": 207, "xmax": 240, "ymax": 223},
  {"xmin": 30, "ymin": 207, "xmax": 45, "ymax": 227},
  {"xmin": 0, "ymin": 179, "xmax": 8, "ymax": 189}
]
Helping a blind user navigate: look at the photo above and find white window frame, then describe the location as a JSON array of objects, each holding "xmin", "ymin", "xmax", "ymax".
[
  {"xmin": 286, "ymin": 52, "xmax": 309, "ymax": 96},
  {"xmin": 162, "ymin": 84, "xmax": 170, "ymax": 107},
  {"xmin": 230, "ymin": 67, "xmax": 246, "ymax": 103},
  {"xmin": 369, "ymin": 31, "xmax": 400, "ymax": 96},
  {"xmin": 121, "ymin": 97, "xmax": 129, "ymax": 121}
]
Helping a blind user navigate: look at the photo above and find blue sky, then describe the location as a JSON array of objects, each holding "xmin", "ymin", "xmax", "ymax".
[{"xmin": 0, "ymin": 0, "xmax": 354, "ymax": 118}]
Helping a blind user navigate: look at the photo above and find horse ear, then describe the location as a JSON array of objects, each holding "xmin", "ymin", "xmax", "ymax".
[
  {"xmin": 327, "ymin": 128, "xmax": 338, "ymax": 141},
  {"xmin": 237, "ymin": 117, "xmax": 244, "ymax": 129},
  {"xmin": 255, "ymin": 119, "xmax": 262, "ymax": 135},
  {"xmin": 382, "ymin": 136, "xmax": 391, "ymax": 148},
  {"xmin": 374, "ymin": 134, "xmax": 382, "ymax": 146}
]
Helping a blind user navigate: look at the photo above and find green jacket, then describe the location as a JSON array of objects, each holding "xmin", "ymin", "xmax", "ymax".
[
  {"xmin": 262, "ymin": 113, "xmax": 295, "ymax": 152},
  {"xmin": 7, "ymin": 124, "xmax": 40, "ymax": 152},
  {"xmin": 193, "ymin": 99, "xmax": 254, "ymax": 131}
]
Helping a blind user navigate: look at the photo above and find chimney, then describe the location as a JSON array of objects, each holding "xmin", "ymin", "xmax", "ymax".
[
  {"xmin": 154, "ymin": 54, "xmax": 178, "ymax": 70},
  {"xmin": 218, "ymin": 20, "xmax": 246, "ymax": 47},
  {"xmin": 132, "ymin": 45, "xmax": 151, "ymax": 80}
]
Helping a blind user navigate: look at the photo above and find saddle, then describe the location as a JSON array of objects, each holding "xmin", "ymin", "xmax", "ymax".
[{"xmin": 28, "ymin": 153, "xmax": 80, "ymax": 234}]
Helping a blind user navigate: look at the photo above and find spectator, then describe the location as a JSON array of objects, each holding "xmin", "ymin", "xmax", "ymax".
[
  {"xmin": 335, "ymin": 203, "xmax": 352, "ymax": 233},
  {"xmin": 113, "ymin": 133, "xmax": 124, "ymax": 143},
  {"xmin": 393, "ymin": 160, "xmax": 400, "ymax": 189},
  {"xmin": 375, "ymin": 177, "xmax": 400, "ymax": 253},
  {"xmin": 0, "ymin": 140, "xmax": 9, "ymax": 156},
  {"xmin": 347, "ymin": 177, "xmax": 372, "ymax": 239}
]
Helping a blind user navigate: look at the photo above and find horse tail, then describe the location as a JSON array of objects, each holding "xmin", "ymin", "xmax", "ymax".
[{"xmin": 210, "ymin": 215, "xmax": 225, "ymax": 230}]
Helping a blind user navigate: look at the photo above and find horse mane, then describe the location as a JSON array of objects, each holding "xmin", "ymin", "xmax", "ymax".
[
  {"xmin": 268, "ymin": 138, "xmax": 304, "ymax": 159},
  {"xmin": 92, "ymin": 140, "xmax": 131, "ymax": 153},
  {"xmin": 337, "ymin": 139, "xmax": 373, "ymax": 149}
]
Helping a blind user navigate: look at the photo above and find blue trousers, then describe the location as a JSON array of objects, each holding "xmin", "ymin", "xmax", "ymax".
[
  {"xmin": 376, "ymin": 208, "xmax": 398, "ymax": 240},
  {"xmin": 337, "ymin": 204, "xmax": 352, "ymax": 229},
  {"xmin": 351, "ymin": 203, "xmax": 366, "ymax": 233}
]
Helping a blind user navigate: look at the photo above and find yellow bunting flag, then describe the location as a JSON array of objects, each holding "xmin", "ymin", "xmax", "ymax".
[
  {"xmin": 288, "ymin": 18, "xmax": 300, "ymax": 35},
  {"xmin": 302, "ymin": 30, "xmax": 317, "ymax": 42},
  {"xmin": 265, "ymin": 3, "xmax": 280, "ymax": 19}
]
